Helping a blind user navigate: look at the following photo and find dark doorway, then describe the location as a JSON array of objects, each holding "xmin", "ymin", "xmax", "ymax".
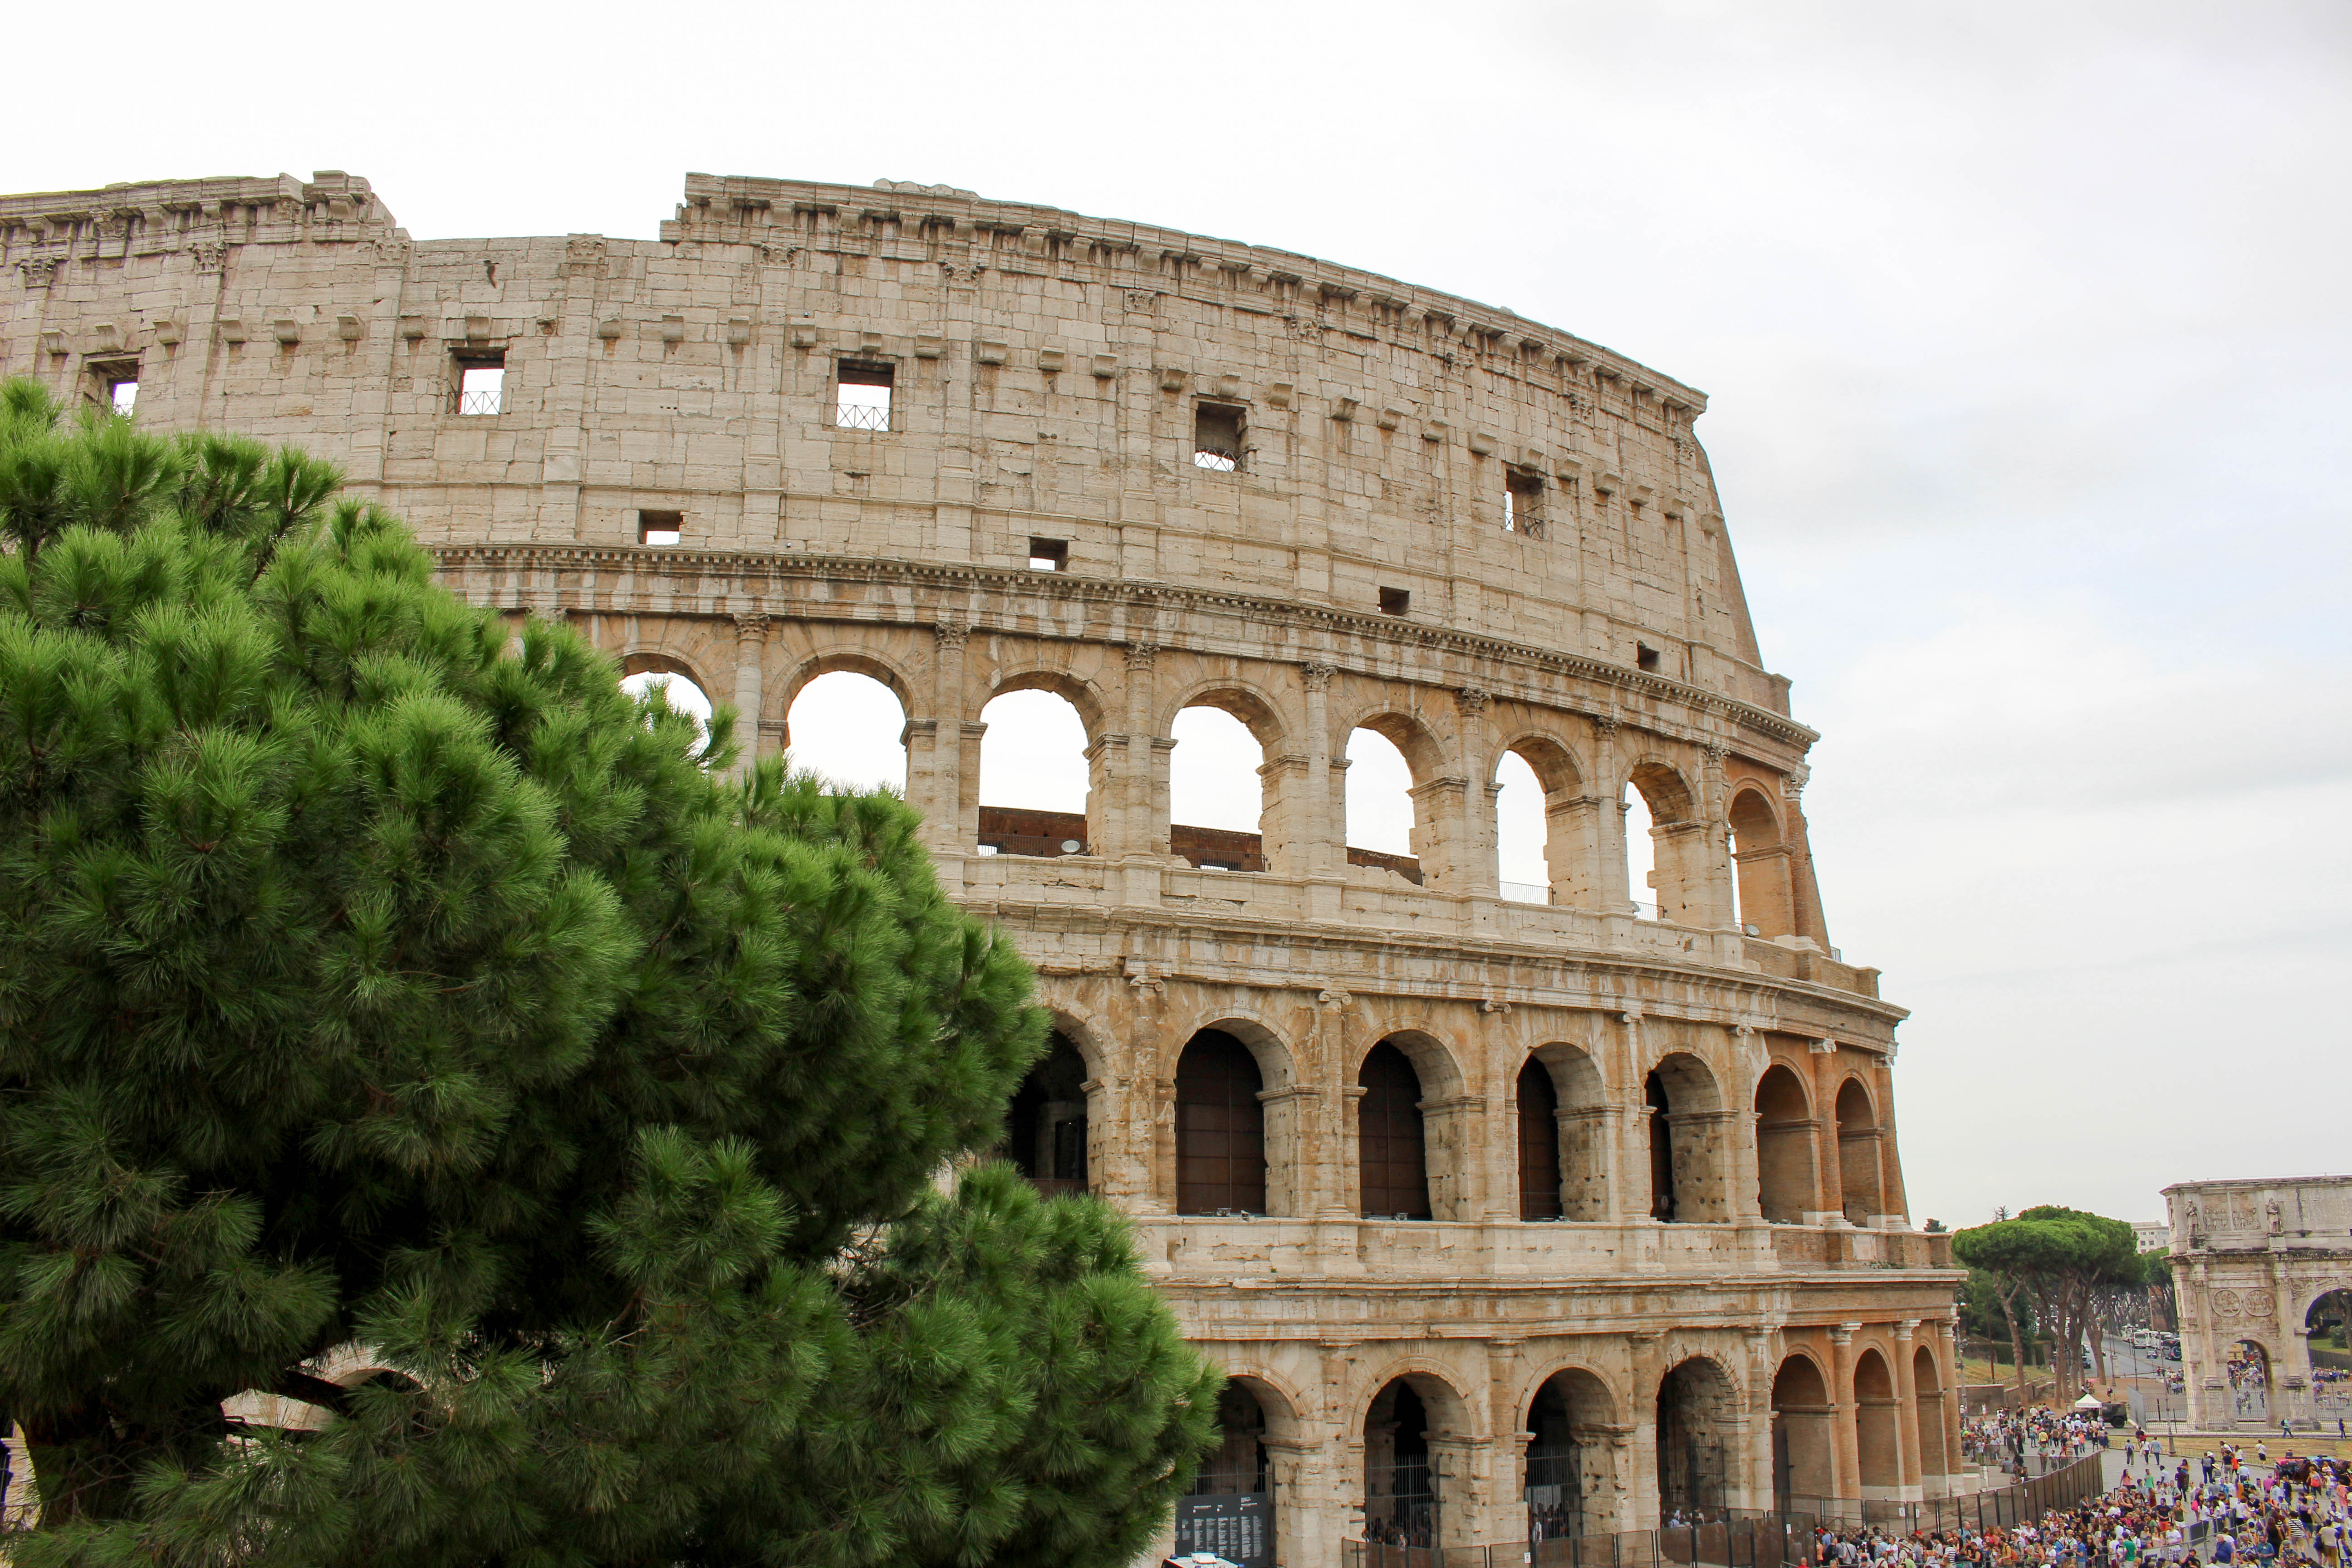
[
  {"xmin": 1646, "ymin": 1071, "xmax": 1676, "ymax": 1222},
  {"xmin": 1365, "ymin": 1380, "xmax": 1437, "ymax": 1549},
  {"xmin": 1004, "ymin": 1032, "xmax": 1089, "ymax": 1197},
  {"xmin": 1358, "ymin": 1043, "xmax": 1430, "ymax": 1220},
  {"xmin": 1518, "ymin": 1058, "xmax": 1563, "ymax": 1220},
  {"xmin": 1176, "ymin": 1030, "xmax": 1268, "ymax": 1215}
]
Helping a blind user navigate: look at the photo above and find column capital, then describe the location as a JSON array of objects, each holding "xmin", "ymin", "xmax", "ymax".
[
  {"xmin": 1829, "ymin": 1323, "xmax": 1859, "ymax": 1346},
  {"xmin": 931, "ymin": 619, "xmax": 971, "ymax": 652},
  {"xmin": 1455, "ymin": 684, "xmax": 1491, "ymax": 716},
  {"xmin": 1123, "ymin": 641, "xmax": 1159, "ymax": 670},
  {"xmin": 731, "ymin": 610, "xmax": 772, "ymax": 642},
  {"xmin": 1300, "ymin": 660, "xmax": 1337, "ymax": 691}
]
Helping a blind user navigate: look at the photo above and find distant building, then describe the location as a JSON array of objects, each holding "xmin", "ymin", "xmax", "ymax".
[{"xmin": 2132, "ymin": 1221, "xmax": 2169, "ymax": 1254}]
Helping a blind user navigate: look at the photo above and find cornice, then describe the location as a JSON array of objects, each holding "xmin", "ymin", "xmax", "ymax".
[{"xmin": 431, "ymin": 543, "xmax": 1819, "ymax": 752}]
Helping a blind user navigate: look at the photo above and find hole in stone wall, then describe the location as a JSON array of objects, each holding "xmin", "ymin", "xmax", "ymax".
[
  {"xmin": 638, "ymin": 510, "xmax": 684, "ymax": 546},
  {"xmin": 1378, "ymin": 586, "xmax": 1411, "ymax": 616},
  {"xmin": 1170, "ymin": 705, "xmax": 1266, "ymax": 871},
  {"xmin": 1345, "ymin": 728, "xmax": 1416, "ymax": 879},
  {"xmin": 784, "ymin": 671, "xmax": 906, "ymax": 794},
  {"xmin": 1636, "ymin": 642, "xmax": 1661, "ymax": 672},
  {"xmin": 1505, "ymin": 467, "xmax": 1545, "ymax": 535},
  {"xmin": 1193, "ymin": 401, "xmax": 1243, "ymax": 471},
  {"xmin": 1495, "ymin": 750, "xmax": 1548, "ymax": 904},
  {"xmin": 1028, "ymin": 536, "xmax": 1067, "ymax": 571},
  {"xmin": 1624, "ymin": 785, "xmax": 1656, "ymax": 920},
  {"xmin": 454, "ymin": 352, "xmax": 505, "ymax": 416},
  {"xmin": 977, "ymin": 688, "xmax": 1090, "ymax": 856},
  {"xmin": 834, "ymin": 359, "xmax": 893, "ymax": 431}
]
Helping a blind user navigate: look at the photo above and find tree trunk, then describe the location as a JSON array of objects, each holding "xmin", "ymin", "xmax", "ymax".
[{"xmin": 1998, "ymin": 1281, "xmax": 2030, "ymax": 1409}]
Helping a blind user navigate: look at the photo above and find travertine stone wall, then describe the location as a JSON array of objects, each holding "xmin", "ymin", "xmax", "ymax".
[
  {"xmin": 2165, "ymin": 1177, "xmax": 2352, "ymax": 1432},
  {"xmin": 2, "ymin": 170, "xmax": 1966, "ymax": 1565}
]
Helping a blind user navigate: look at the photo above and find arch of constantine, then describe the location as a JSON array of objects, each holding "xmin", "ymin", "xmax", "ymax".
[
  {"xmin": 1, "ymin": 169, "xmax": 1966, "ymax": 1563},
  {"xmin": 2164, "ymin": 1176, "xmax": 2352, "ymax": 1432}
]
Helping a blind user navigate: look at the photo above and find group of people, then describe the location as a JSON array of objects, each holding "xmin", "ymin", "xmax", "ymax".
[
  {"xmin": 1808, "ymin": 1428, "xmax": 2348, "ymax": 1568},
  {"xmin": 1962, "ymin": 1409, "xmax": 2113, "ymax": 1478}
]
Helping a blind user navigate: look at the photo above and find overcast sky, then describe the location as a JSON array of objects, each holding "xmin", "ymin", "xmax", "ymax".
[{"xmin": 12, "ymin": 0, "xmax": 2345, "ymax": 1230}]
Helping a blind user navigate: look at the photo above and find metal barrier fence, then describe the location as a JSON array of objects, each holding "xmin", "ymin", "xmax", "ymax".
[{"xmin": 1340, "ymin": 1454, "xmax": 2107, "ymax": 1568}]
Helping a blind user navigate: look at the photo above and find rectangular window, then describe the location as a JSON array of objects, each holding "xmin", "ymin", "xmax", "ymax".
[
  {"xmin": 835, "ymin": 360, "xmax": 893, "ymax": 430},
  {"xmin": 1637, "ymin": 642, "xmax": 1661, "ymax": 672},
  {"xmin": 1028, "ymin": 537, "xmax": 1068, "ymax": 572},
  {"xmin": 1193, "ymin": 402, "xmax": 1244, "ymax": 471},
  {"xmin": 1505, "ymin": 468, "xmax": 1545, "ymax": 535},
  {"xmin": 455, "ymin": 352, "xmax": 505, "ymax": 416},
  {"xmin": 638, "ymin": 510, "xmax": 684, "ymax": 547},
  {"xmin": 1379, "ymin": 587, "xmax": 1411, "ymax": 616},
  {"xmin": 109, "ymin": 376, "xmax": 139, "ymax": 416}
]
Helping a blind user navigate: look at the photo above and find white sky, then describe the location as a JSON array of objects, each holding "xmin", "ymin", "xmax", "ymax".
[{"xmin": 18, "ymin": 0, "xmax": 2344, "ymax": 1229}]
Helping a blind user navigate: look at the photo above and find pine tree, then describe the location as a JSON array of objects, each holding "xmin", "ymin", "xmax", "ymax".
[{"xmin": 0, "ymin": 381, "xmax": 1217, "ymax": 1564}]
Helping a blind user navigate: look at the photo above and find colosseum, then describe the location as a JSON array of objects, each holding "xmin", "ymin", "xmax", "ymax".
[{"xmin": 2, "ymin": 170, "xmax": 1965, "ymax": 1564}]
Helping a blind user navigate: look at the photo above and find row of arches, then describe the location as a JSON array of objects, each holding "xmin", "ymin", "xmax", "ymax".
[
  {"xmin": 1006, "ymin": 1029, "xmax": 1890, "ymax": 1225},
  {"xmin": 1181, "ymin": 1337, "xmax": 1958, "ymax": 1558},
  {"xmin": 612, "ymin": 651, "xmax": 1810, "ymax": 937}
]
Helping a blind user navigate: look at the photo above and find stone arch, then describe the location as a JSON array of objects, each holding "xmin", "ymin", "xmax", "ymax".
[
  {"xmin": 1343, "ymin": 706, "xmax": 1458, "ymax": 889},
  {"xmin": 1644, "ymin": 1050, "xmax": 1730, "ymax": 1223},
  {"xmin": 1174, "ymin": 1029, "xmax": 1268, "ymax": 1216},
  {"xmin": 1490, "ymin": 728, "xmax": 1586, "ymax": 906},
  {"xmin": 977, "ymin": 660, "xmax": 1111, "ymax": 736},
  {"xmin": 1341, "ymin": 706, "xmax": 1450, "ymax": 781},
  {"xmin": 1166, "ymin": 684, "xmax": 1284, "ymax": 873},
  {"xmin": 1627, "ymin": 756, "xmax": 1711, "ymax": 928},
  {"xmin": 1770, "ymin": 1352, "xmax": 1835, "ymax": 1503},
  {"xmin": 1656, "ymin": 1355, "xmax": 1739, "ymax": 1517},
  {"xmin": 1851, "ymin": 1346, "xmax": 1900, "ymax": 1496},
  {"xmin": 1515, "ymin": 1056, "xmax": 1563, "ymax": 1220},
  {"xmin": 1522, "ymin": 1362, "xmax": 1622, "ymax": 1543},
  {"xmin": 1160, "ymin": 1012, "xmax": 1301, "ymax": 1216},
  {"xmin": 1363, "ymin": 1025, "xmax": 1476, "ymax": 1221},
  {"xmin": 2226, "ymin": 1336, "xmax": 2274, "ymax": 1421},
  {"xmin": 1360, "ymin": 1365, "xmax": 1476, "ymax": 1551},
  {"xmin": 619, "ymin": 648, "xmax": 710, "ymax": 687},
  {"xmin": 977, "ymin": 677, "xmax": 1096, "ymax": 858},
  {"xmin": 1357, "ymin": 1039, "xmax": 1431, "ymax": 1221},
  {"xmin": 1160, "ymin": 676, "xmax": 1291, "ymax": 750},
  {"xmin": 1835, "ymin": 1077, "xmax": 1885, "ymax": 1224},
  {"xmin": 775, "ymin": 646, "xmax": 919, "ymax": 727},
  {"xmin": 1911, "ymin": 1344, "xmax": 1949, "ymax": 1486},
  {"xmin": 1525, "ymin": 1043, "xmax": 1609, "ymax": 1221},
  {"xmin": 1753, "ymin": 1063, "xmax": 1817, "ymax": 1224},
  {"xmin": 1728, "ymin": 784, "xmax": 1793, "ymax": 938}
]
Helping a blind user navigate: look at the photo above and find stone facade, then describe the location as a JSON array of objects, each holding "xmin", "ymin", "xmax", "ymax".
[
  {"xmin": 2164, "ymin": 1176, "xmax": 2352, "ymax": 1431},
  {"xmin": 1, "ymin": 170, "xmax": 1965, "ymax": 1563}
]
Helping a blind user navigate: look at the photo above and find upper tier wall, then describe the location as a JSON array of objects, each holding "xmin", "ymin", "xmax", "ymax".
[{"xmin": 0, "ymin": 172, "xmax": 1788, "ymax": 716}]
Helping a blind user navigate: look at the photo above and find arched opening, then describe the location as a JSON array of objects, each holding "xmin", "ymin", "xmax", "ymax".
[
  {"xmin": 1627, "ymin": 762, "xmax": 1703, "ymax": 926},
  {"xmin": 2307, "ymin": 1290, "xmax": 2352, "ymax": 1422},
  {"xmin": 1533, "ymin": 1045, "xmax": 1609, "ymax": 1220},
  {"xmin": 620, "ymin": 655, "xmax": 715, "ymax": 752},
  {"xmin": 1728, "ymin": 787, "xmax": 1792, "ymax": 938},
  {"xmin": 1003, "ymin": 1032, "xmax": 1089, "ymax": 1197},
  {"xmin": 1525, "ymin": 1367, "xmax": 1617, "ymax": 1544},
  {"xmin": 1517, "ymin": 1058, "xmax": 1562, "ymax": 1220},
  {"xmin": 1170, "ymin": 701, "xmax": 1270, "ymax": 872},
  {"xmin": 1363, "ymin": 1379, "xmax": 1442, "ymax": 1550},
  {"xmin": 1770, "ymin": 1355, "xmax": 1835, "ymax": 1504},
  {"xmin": 1911, "ymin": 1346, "xmax": 1948, "ymax": 1489},
  {"xmin": 783, "ymin": 669, "xmax": 907, "ymax": 792},
  {"xmin": 1176, "ymin": 1030, "xmax": 1267, "ymax": 1216},
  {"xmin": 1495, "ymin": 749, "xmax": 1549, "ymax": 904},
  {"xmin": 1852, "ymin": 1348, "xmax": 1899, "ymax": 1497},
  {"xmin": 1834, "ymin": 1079, "xmax": 1884, "ymax": 1225},
  {"xmin": 1176, "ymin": 1381, "xmax": 1275, "ymax": 1568},
  {"xmin": 1656, "ymin": 1358, "xmax": 1735, "ymax": 1519},
  {"xmin": 1358, "ymin": 1042, "xmax": 1429, "ymax": 1220},
  {"xmin": 1645, "ymin": 1053, "xmax": 1728, "ymax": 1224},
  {"xmin": 1623, "ymin": 785, "xmax": 1657, "ymax": 920},
  {"xmin": 2228, "ymin": 1338, "xmax": 2272, "ymax": 1422},
  {"xmin": 1345, "ymin": 726, "xmax": 1422, "ymax": 885},
  {"xmin": 977, "ymin": 688, "xmax": 1091, "ymax": 858},
  {"xmin": 1753, "ymin": 1065, "xmax": 1817, "ymax": 1224}
]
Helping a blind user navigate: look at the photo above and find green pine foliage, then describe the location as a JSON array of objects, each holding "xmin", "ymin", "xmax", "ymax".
[{"xmin": 0, "ymin": 381, "xmax": 1219, "ymax": 1563}]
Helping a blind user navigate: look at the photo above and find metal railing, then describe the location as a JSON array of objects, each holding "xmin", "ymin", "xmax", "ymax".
[
  {"xmin": 833, "ymin": 399, "xmax": 889, "ymax": 431},
  {"xmin": 454, "ymin": 388, "xmax": 502, "ymax": 416},
  {"xmin": 1341, "ymin": 1454, "xmax": 2106, "ymax": 1568}
]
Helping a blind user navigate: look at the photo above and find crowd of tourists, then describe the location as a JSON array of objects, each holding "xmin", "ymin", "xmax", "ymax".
[
  {"xmin": 1961, "ymin": 1408, "xmax": 2113, "ymax": 1476},
  {"xmin": 1808, "ymin": 1429, "xmax": 2350, "ymax": 1568}
]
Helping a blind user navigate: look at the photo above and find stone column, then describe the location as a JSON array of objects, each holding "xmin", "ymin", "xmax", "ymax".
[
  {"xmin": 1937, "ymin": 1316, "xmax": 1965, "ymax": 1497},
  {"xmin": 1301, "ymin": 662, "xmax": 1343, "ymax": 920},
  {"xmin": 1428, "ymin": 1428, "xmax": 1489, "ymax": 1551},
  {"xmin": 1264, "ymin": 1435, "xmax": 1324, "ymax": 1568},
  {"xmin": 1740, "ymin": 1329, "xmax": 1777, "ymax": 1510},
  {"xmin": 1455, "ymin": 687, "xmax": 1497, "ymax": 897},
  {"xmin": 911, "ymin": 621, "xmax": 973, "ymax": 857},
  {"xmin": 1807, "ymin": 1039, "xmax": 1848, "ymax": 1224},
  {"xmin": 1615, "ymin": 1009, "xmax": 1647, "ymax": 1225},
  {"xmin": 729, "ymin": 613, "xmax": 771, "ymax": 776},
  {"xmin": 1828, "ymin": 1323, "xmax": 1862, "ymax": 1509},
  {"xmin": 1116, "ymin": 643, "xmax": 1164, "ymax": 899},
  {"xmin": 1893, "ymin": 1321, "xmax": 1924, "ymax": 1502},
  {"xmin": 1407, "ymin": 775, "xmax": 1471, "ymax": 892},
  {"xmin": 1628, "ymin": 1330, "xmax": 1665, "ymax": 1524}
]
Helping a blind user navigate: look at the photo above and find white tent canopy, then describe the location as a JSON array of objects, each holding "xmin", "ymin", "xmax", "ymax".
[{"xmin": 2074, "ymin": 1393, "xmax": 2105, "ymax": 1410}]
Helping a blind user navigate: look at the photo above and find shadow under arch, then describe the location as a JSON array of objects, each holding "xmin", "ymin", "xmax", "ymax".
[
  {"xmin": 1524, "ymin": 1042, "xmax": 1608, "ymax": 1220},
  {"xmin": 1657, "ymin": 1354, "xmax": 1740, "ymax": 1517},
  {"xmin": 1644, "ymin": 1050, "xmax": 1730, "ymax": 1223},
  {"xmin": 1359, "ymin": 1365, "xmax": 1475, "ymax": 1552},
  {"xmin": 1753, "ymin": 1062, "xmax": 1817, "ymax": 1224},
  {"xmin": 1771, "ymin": 1352, "xmax": 1835, "ymax": 1503},
  {"xmin": 1357, "ymin": 1027, "xmax": 1471, "ymax": 1222},
  {"xmin": 1627, "ymin": 755, "xmax": 1712, "ymax": 927},
  {"xmin": 1852, "ymin": 1345, "xmax": 1900, "ymax": 1496},
  {"xmin": 1728, "ymin": 783, "xmax": 1794, "ymax": 937},
  {"xmin": 1835, "ymin": 1076, "xmax": 1884, "ymax": 1224},
  {"xmin": 1522, "ymin": 1362, "xmax": 1623, "ymax": 1543}
]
